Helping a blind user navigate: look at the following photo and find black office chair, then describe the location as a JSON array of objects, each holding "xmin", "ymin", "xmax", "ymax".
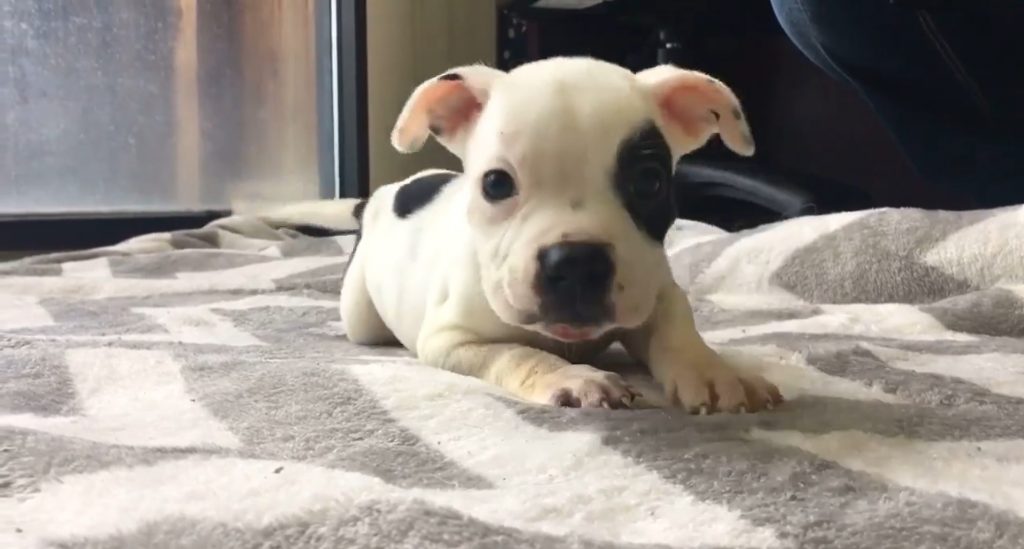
[{"xmin": 498, "ymin": 0, "xmax": 874, "ymax": 231}]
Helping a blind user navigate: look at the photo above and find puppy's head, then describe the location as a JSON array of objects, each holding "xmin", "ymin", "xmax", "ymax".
[{"xmin": 392, "ymin": 58, "xmax": 754, "ymax": 342}]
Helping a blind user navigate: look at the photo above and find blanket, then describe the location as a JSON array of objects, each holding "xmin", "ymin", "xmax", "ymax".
[{"xmin": 2, "ymin": 205, "xmax": 1023, "ymax": 549}]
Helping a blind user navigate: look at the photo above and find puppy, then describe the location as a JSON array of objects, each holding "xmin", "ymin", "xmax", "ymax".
[{"xmin": 263, "ymin": 57, "xmax": 782, "ymax": 413}]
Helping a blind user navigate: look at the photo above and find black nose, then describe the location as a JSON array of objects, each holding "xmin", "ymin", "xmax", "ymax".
[{"xmin": 536, "ymin": 242, "xmax": 615, "ymax": 324}]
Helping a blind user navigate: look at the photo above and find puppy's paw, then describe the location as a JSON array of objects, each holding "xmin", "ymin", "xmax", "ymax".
[
  {"xmin": 661, "ymin": 356, "xmax": 783, "ymax": 414},
  {"xmin": 535, "ymin": 364, "xmax": 641, "ymax": 409}
]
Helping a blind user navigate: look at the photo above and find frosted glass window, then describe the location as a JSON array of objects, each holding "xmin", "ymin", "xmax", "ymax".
[{"xmin": 0, "ymin": 0, "xmax": 333, "ymax": 215}]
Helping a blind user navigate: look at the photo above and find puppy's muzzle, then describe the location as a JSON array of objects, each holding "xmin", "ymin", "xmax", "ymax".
[{"xmin": 535, "ymin": 242, "xmax": 614, "ymax": 328}]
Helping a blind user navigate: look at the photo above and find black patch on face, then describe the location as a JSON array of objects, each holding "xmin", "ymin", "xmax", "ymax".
[
  {"xmin": 613, "ymin": 122, "xmax": 675, "ymax": 242},
  {"xmin": 438, "ymin": 72, "xmax": 462, "ymax": 81},
  {"xmin": 393, "ymin": 171, "xmax": 458, "ymax": 218}
]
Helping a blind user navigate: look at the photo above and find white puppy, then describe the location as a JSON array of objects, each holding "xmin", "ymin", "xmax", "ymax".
[{"xmin": 263, "ymin": 57, "xmax": 782, "ymax": 412}]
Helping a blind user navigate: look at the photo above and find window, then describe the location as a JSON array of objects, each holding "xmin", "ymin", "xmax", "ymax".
[{"xmin": 0, "ymin": 0, "xmax": 366, "ymax": 248}]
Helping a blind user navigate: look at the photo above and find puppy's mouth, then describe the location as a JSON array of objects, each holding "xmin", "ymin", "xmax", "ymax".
[
  {"xmin": 545, "ymin": 323, "xmax": 602, "ymax": 342},
  {"xmin": 515, "ymin": 311, "xmax": 612, "ymax": 342},
  {"xmin": 537, "ymin": 306, "xmax": 615, "ymax": 342}
]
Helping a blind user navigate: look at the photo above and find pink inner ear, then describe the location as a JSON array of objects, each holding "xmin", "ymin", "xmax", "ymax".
[
  {"xmin": 657, "ymin": 81, "xmax": 719, "ymax": 140},
  {"xmin": 421, "ymin": 80, "xmax": 483, "ymax": 138},
  {"xmin": 646, "ymin": 70, "xmax": 754, "ymax": 156}
]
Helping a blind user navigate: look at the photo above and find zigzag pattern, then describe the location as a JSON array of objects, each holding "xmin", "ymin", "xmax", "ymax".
[{"xmin": 2, "ymin": 207, "xmax": 1023, "ymax": 548}]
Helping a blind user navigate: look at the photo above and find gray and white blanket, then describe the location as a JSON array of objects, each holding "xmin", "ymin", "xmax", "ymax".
[{"xmin": 2, "ymin": 205, "xmax": 1023, "ymax": 549}]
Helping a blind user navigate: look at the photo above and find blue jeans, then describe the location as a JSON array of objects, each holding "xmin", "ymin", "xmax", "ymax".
[{"xmin": 770, "ymin": 0, "xmax": 1024, "ymax": 208}]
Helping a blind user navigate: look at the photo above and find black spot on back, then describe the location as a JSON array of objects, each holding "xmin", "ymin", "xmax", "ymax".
[
  {"xmin": 393, "ymin": 171, "xmax": 458, "ymax": 218},
  {"xmin": 438, "ymin": 72, "xmax": 463, "ymax": 81},
  {"xmin": 613, "ymin": 122, "xmax": 675, "ymax": 242}
]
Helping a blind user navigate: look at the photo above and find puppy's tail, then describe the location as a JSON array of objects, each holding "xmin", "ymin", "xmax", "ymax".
[{"xmin": 238, "ymin": 199, "xmax": 368, "ymax": 235}]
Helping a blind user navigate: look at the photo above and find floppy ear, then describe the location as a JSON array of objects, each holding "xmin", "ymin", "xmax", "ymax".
[
  {"xmin": 635, "ymin": 65, "xmax": 755, "ymax": 158},
  {"xmin": 390, "ymin": 64, "xmax": 506, "ymax": 159}
]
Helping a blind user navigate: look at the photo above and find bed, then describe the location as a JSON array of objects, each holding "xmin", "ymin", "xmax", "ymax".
[{"xmin": 2, "ymin": 205, "xmax": 1023, "ymax": 548}]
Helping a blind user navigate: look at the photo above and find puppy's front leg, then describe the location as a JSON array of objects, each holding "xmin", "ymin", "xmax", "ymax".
[
  {"xmin": 623, "ymin": 284, "xmax": 783, "ymax": 413},
  {"xmin": 418, "ymin": 333, "xmax": 639, "ymax": 408}
]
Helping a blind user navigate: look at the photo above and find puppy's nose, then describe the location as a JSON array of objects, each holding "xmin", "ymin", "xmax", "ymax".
[
  {"xmin": 536, "ymin": 242, "xmax": 614, "ymax": 324},
  {"xmin": 539, "ymin": 242, "xmax": 614, "ymax": 294}
]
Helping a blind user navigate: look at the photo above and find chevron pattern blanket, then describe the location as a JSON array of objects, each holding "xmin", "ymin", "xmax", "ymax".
[{"xmin": 2, "ymin": 206, "xmax": 1023, "ymax": 549}]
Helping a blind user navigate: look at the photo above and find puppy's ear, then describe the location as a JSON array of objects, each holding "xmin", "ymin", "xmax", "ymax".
[
  {"xmin": 635, "ymin": 65, "xmax": 755, "ymax": 157},
  {"xmin": 391, "ymin": 64, "xmax": 506, "ymax": 158}
]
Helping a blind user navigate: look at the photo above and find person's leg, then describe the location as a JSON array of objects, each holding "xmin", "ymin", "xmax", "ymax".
[{"xmin": 770, "ymin": 0, "xmax": 1024, "ymax": 208}]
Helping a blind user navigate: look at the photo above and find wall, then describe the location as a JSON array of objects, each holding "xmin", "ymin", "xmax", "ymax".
[{"xmin": 365, "ymin": 0, "xmax": 496, "ymax": 190}]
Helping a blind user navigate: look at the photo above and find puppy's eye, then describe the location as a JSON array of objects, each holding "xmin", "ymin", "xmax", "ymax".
[
  {"xmin": 482, "ymin": 169, "xmax": 517, "ymax": 202},
  {"xmin": 631, "ymin": 163, "xmax": 668, "ymax": 200}
]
